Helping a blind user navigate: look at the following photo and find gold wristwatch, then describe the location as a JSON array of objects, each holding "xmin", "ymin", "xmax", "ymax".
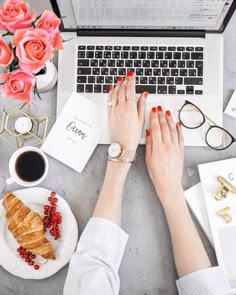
[{"xmin": 108, "ymin": 143, "xmax": 136, "ymax": 163}]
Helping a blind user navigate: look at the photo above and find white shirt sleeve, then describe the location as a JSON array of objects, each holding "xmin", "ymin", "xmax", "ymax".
[
  {"xmin": 63, "ymin": 217, "xmax": 129, "ymax": 295},
  {"xmin": 176, "ymin": 266, "xmax": 234, "ymax": 295}
]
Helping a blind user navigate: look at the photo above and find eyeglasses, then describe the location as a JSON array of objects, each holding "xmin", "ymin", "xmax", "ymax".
[{"xmin": 178, "ymin": 100, "xmax": 236, "ymax": 150}]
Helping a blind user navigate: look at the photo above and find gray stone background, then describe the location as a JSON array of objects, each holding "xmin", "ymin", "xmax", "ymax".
[{"xmin": 0, "ymin": 1, "xmax": 236, "ymax": 294}]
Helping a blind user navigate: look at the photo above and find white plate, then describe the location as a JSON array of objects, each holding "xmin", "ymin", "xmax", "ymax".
[{"xmin": 0, "ymin": 187, "xmax": 79, "ymax": 279}]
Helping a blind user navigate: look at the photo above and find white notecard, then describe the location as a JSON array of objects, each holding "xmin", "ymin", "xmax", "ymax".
[
  {"xmin": 198, "ymin": 158, "xmax": 236, "ymax": 291},
  {"xmin": 42, "ymin": 93, "xmax": 107, "ymax": 173}
]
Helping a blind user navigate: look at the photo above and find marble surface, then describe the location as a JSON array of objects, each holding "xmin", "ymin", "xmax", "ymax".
[{"xmin": 0, "ymin": 1, "xmax": 236, "ymax": 294}]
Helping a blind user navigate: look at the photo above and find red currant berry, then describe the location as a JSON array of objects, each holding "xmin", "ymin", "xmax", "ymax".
[
  {"xmin": 48, "ymin": 196, "xmax": 52, "ymax": 202},
  {"xmin": 20, "ymin": 253, "xmax": 25, "ymax": 258},
  {"xmin": 44, "ymin": 205, "xmax": 50, "ymax": 210},
  {"xmin": 34, "ymin": 265, "xmax": 40, "ymax": 270},
  {"xmin": 25, "ymin": 258, "xmax": 30, "ymax": 263},
  {"xmin": 51, "ymin": 192, "xmax": 56, "ymax": 197},
  {"xmin": 29, "ymin": 261, "xmax": 34, "ymax": 266},
  {"xmin": 53, "ymin": 197, "xmax": 58, "ymax": 203},
  {"xmin": 31, "ymin": 254, "xmax": 36, "ymax": 259}
]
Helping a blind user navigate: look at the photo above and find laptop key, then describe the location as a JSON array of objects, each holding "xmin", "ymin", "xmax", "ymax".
[
  {"xmin": 153, "ymin": 69, "xmax": 161, "ymax": 76},
  {"xmin": 95, "ymin": 51, "xmax": 103, "ymax": 58},
  {"xmin": 78, "ymin": 51, "xmax": 85, "ymax": 58},
  {"xmin": 87, "ymin": 46, "xmax": 95, "ymax": 50},
  {"xmin": 104, "ymin": 51, "xmax": 112, "ymax": 58},
  {"xmin": 158, "ymin": 77, "xmax": 165, "ymax": 84},
  {"xmin": 140, "ymin": 77, "xmax": 148, "ymax": 84},
  {"xmin": 162, "ymin": 69, "xmax": 170, "ymax": 76},
  {"xmin": 189, "ymin": 69, "xmax": 196, "ymax": 76},
  {"xmin": 149, "ymin": 77, "xmax": 156, "ymax": 84},
  {"xmin": 130, "ymin": 52, "xmax": 137, "ymax": 59},
  {"xmin": 145, "ymin": 69, "xmax": 152, "ymax": 76},
  {"xmin": 168, "ymin": 86, "xmax": 176, "ymax": 94},
  {"xmin": 150, "ymin": 46, "xmax": 158, "ymax": 51},
  {"xmin": 182, "ymin": 52, "xmax": 190, "ymax": 59},
  {"xmin": 78, "ymin": 59, "xmax": 89, "ymax": 67},
  {"xmin": 105, "ymin": 76, "xmax": 113, "ymax": 84},
  {"xmin": 160, "ymin": 60, "xmax": 168, "ymax": 67},
  {"xmin": 197, "ymin": 67, "xmax": 203, "ymax": 77},
  {"xmin": 157, "ymin": 86, "xmax": 167, "ymax": 94},
  {"xmin": 147, "ymin": 52, "xmax": 155, "ymax": 59},
  {"xmin": 177, "ymin": 90, "xmax": 185, "ymax": 94},
  {"xmin": 169, "ymin": 60, "xmax": 177, "ymax": 68},
  {"xmin": 178, "ymin": 60, "xmax": 185, "ymax": 68},
  {"xmin": 151, "ymin": 60, "xmax": 159, "ymax": 67},
  {"xmin": 96, "ymin": 45, "xmax": 104, "ymax": 50},
  {"xmin": 187, "ymin": 61, "xmax": 194, "ymax": 68},
  {"xmin": 88, "ymin": 76, "xmax": 95, "ymax": 83},
  {"xmin": 110, "ymin": 68, "xmax": 117, "ymax": 75},
  {"xmin": 114, "ymin": 46, "xmax": 122, "ymax": 50},
  {"xmin": 134, "ymin": 60, "xmax": 142, "ymax": 67},
  {"xmin": 186, "ymin": 47, "xmax": 194, "ymax": 51},
  {"xmin": 143, "ymin": 60, "xmax": 151, "ymax": 67},
  {"xmin": 117, "ymin": 60, "xmax": 124, "ymax": 67},
  {"xmin": 123, "ymin": 46, "xmax": 130, "ymax": 50},
  {"xmin": 125, "ymin": 60, "xmax": 133, "ymax": 67},
  {"xmin": 77, "ymin": 84, "xmax": 84, "ymax": 93},
  {"xmin": 78, "ymin": 46, "xmax": 86, "ymax": 50},
  {"xmin": 159, "ymin": 46, "xmax": 167, "ymax": 51},
  {"xmin": 174, "ymin": 52, "xmax": 181, "ymax": 59},
  {"xmin": 108, "ymin": 60, "xmax": 115, "ymax": 67},
  {"xmin": 191, "ymin": 52, "xmax": 203, "ymax": 60},
  {"xmin": 101, "ymin": 68, "xmax": 109, "ymax": 75},
  {"xmin": 121, "ymin": 51, "xmax": 129, "ymax": 58},
  {"xmin": 97, "ymin": 76, "xmax": 104, "ymax": 84},
  {"xmin": 195, "ymin": 47, "xmax": 203, "ymax": 51},
  {"xmin": 175, "ymin": 77, "xmax": 183, "ymax": 84},
  {"xmin": 184, "ymin": 77, "xmax": 203, "ymax": 85},
  {"xmin": 86, "ymin": 84, "xmax": 93, "ymax": 93},
  {"xmin": 166, "ymin": 77, "xmax": 174, "ymax": 84},
  {"xmin": 113, "ymin": 51, "xmax": 120, "ymax": 58},
  {"xmin": 99, "ymin": 59, "xmax": 107, "ymax": 67},
  {"xmin": 141, "ymin": 46, "xmax": 149, "ymax": 51},
  {"xmin": 156, "ymin": 52, "xmax": 164, "ymax": 59},
  {"xmin": 180, "ymin": 69, "xmax": 187, "ymax": 76},
  {"xmin": 136, "ymin": 85, "xmax": 156, "ymax": 94},
  {"xmin": 171, "ymin": 69, "xmax": 179, "ymax": 76},
  {"xmin": 165, "ymin": 52, "xmax": 172, "ymax": 59},
  {"xmin": 78, "ymin": 68, "xmax": 91, "ymax": 75},
  {"xmin": 168, "ymin": 47, "xmax": 176, "ymax": 51},
  {"xmin": 138, "ymin": 52, "xmax": 146, "ymax": 59},
  {"xmin": 136, "ymin": 68, "xmax": 144, "ymax": 76},
  {"xmin": 186, "ymin": 86, "xmax": 194, "ymax": 94},
  {"xmin": 195, "ymin": 90, "xmax": 203, "ymax": 95},
  {"xmin": 91, "ymin": 59, "xmax": 98, "ymax": 67},
  {"xmin": 77, "ymin": 76, "xmax": 87, "ymax": 83},
  {"xmin": 92, "ymin": 68, "xmax": 100, "ymax": 75},
  {"xmin": 105, "ymin": 46, "xmax": 113, "ymax": 50},
  {"xmin": 103, "ymin": 85, "xmax": 111, "ymax": 93},
  {"xmin": 177, "ymin": 47, "xmax": 185, "ymax": 51},
  {"xmin": 132, "ymin": 46, "xmax": 140, "ymax": 50},
  {"xmin": 118, "ymin": 68, "xmax": 126, "ymax": 75},
  {"xmin": 87, "ymin": 51, "xmax": 94, "ymax": 58},
  {"xmin": 94, "ymin": 85, "xmax": 102, "ymax": 93}
]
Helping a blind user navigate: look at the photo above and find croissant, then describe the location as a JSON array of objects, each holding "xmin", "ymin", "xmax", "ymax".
[{"xmin": 3, "ymin": 192, "xmax": 55, "ymax": 260}]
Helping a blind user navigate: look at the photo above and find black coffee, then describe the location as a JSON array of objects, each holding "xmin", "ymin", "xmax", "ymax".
[{"xmin": 16, "ymin": 151, "xmax": 45, "ymax": 182}]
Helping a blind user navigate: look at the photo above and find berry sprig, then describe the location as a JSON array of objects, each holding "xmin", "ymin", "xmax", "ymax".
[
  {"xmin": 17, "ymin": 246, "xmax": 40, "ymax": 270},
  {"xmin": 43, "ymin": 191, "xmax": 62, "ymax": 240}
]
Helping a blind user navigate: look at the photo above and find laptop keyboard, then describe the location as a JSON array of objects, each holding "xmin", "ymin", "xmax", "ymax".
[{"xmin": 76, "ymin": 45, "xmax": 204, "ymax": 95}]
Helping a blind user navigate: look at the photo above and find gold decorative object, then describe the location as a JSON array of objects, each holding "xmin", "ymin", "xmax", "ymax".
[
  {"xmin": 214, "ymin": 176, "xmax": 236, "ymax": 201},
  {"xmin": 216, "ymin": 207, "xmax": 232, "ymax": 224},
  {"xmin": 0, "ymin": 102, "xmax": 48, "ymax": 149}
]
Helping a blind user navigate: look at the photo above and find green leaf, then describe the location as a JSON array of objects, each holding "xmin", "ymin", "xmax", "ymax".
[
  {"xmin": 34, "ymin": 83, "xmax": 42, "ymax": 100},
  {"xmin": 32, "ymin": 14, "xmax": 42, "ymax": 26}
]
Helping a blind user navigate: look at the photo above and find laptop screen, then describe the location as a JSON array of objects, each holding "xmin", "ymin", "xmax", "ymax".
[{"xmin": 53, "ymin": 0, "xmax": 235, "ymax": 32}]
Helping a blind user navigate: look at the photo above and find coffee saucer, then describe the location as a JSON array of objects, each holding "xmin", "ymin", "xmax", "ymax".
[{"xmin": 0, "ymin": 187, "xmax": 78, "ymax": 279}]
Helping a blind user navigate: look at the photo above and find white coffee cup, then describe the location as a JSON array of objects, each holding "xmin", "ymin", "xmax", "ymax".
[{"xmin": 6, "ymin": 146, "xmax": 49, "ymax": 187}]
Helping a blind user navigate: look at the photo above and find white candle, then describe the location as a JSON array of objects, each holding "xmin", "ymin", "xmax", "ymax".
[{"xmin": 15, "ymin": 116, "xmax": 33, "ymax": 134}]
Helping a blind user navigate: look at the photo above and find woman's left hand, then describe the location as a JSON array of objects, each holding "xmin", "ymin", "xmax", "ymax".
[{"xmin": 108, "ymin": 72, "xmax": 148, "ymax": 152}]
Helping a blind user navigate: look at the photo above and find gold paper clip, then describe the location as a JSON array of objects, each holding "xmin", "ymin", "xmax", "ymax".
[
  {"xmin": 214, "ymin": 176, "xmax": 236, "ymax": 201},
  {"xmin": 216, "ymin": 207, "xmax": 232, "ymax": 223}
]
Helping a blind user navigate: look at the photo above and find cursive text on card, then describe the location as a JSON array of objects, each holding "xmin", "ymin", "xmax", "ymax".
[{"xmin": 66, "ymin": 121, "xmax": 88, "ymax": 140}]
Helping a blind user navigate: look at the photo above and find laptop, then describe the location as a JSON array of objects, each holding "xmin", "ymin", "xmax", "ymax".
[{"xmin": 50, "ymin": 0, "xmax": 236, "ymax": 146}]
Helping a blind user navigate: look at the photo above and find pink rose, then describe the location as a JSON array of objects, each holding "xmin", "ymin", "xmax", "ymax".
[
  {"xmin": 13, "ymin": 28, "xmax": 53, "ymax": 74},
  {"xmin": 0, "ymin": 0, "xmax": 36, "ymax": 33},
  {"xmin": 0, "ymin": 35, "xmax": 13, "ymax": 66},
  {"xmin": 36, "ymin": 10, "xmax": 63, "ymax": 50},
  {"xmin": 0, "ymin": 69, "xmax": 35, "ymax": 103}
]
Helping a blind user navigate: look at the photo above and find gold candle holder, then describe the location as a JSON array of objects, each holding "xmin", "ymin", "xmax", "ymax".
[{"xmin": 0, "ymin": 102, "xmax": 48, "ymax": 149}]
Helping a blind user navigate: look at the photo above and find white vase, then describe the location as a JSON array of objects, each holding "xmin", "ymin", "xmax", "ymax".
[{"xmin": 36, "ymin": 62, "xmax": 58, "ymax": 93}]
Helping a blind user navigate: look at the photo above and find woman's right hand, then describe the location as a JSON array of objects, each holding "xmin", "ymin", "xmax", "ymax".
[{"xmin": 145, "ymin": 106, "xmax": 184, "ymax": 203}]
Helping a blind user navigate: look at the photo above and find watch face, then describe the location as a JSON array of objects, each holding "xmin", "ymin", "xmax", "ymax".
[{"xmin": 108, "ymin": 143, "xmax": 122, "ymax": 158}]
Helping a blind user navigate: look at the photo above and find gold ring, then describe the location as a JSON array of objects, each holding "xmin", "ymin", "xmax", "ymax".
[
  {"xmin": 108, "ymin": 99, "xmax": 118, "ymax": 106},
  {"xmin": 125, "ymin": 95, "xmax": 137, "ymax": 102}
]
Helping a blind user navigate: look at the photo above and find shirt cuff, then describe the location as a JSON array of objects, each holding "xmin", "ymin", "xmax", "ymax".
[
  {"xmin": 176, "ymin": 266, "xmax": 233, "ymax": 295},
  {"xmin": 76, "ymin": 217, "xmax": 129, "ymax": 271}
]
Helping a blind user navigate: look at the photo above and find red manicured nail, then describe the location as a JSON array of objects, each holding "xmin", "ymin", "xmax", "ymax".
[
  {"xmin": 118, "ymin": 76, "xmax": 123, "ymax": 82},
  {"xmin": 166, "ymin": 110, "xmax": 171, "ymax": 116},
  {"xmin": 157, "ymin": 105, "xmax": 162, "ymax": 112},
  {"xmin": 178, "ymin": 122, "xmax": 182, "ymax": 127},
  {"xmin": 146, "ymin": 129, "xmax": 150, "ymax": 136},
  {"xmin": 127, "ymin": 71, "xmax": 134, "ymax": 77},
  {"xmin": 152, "ymin": 107, "xmax": 157, "ymax": 113},
  {"xmin": 144, "ymin": 92, "xmax": 149, "ymax": 98},
  {"xmin": 109, "ymin": 85, "xmax": 113, "ymax": 91}
]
